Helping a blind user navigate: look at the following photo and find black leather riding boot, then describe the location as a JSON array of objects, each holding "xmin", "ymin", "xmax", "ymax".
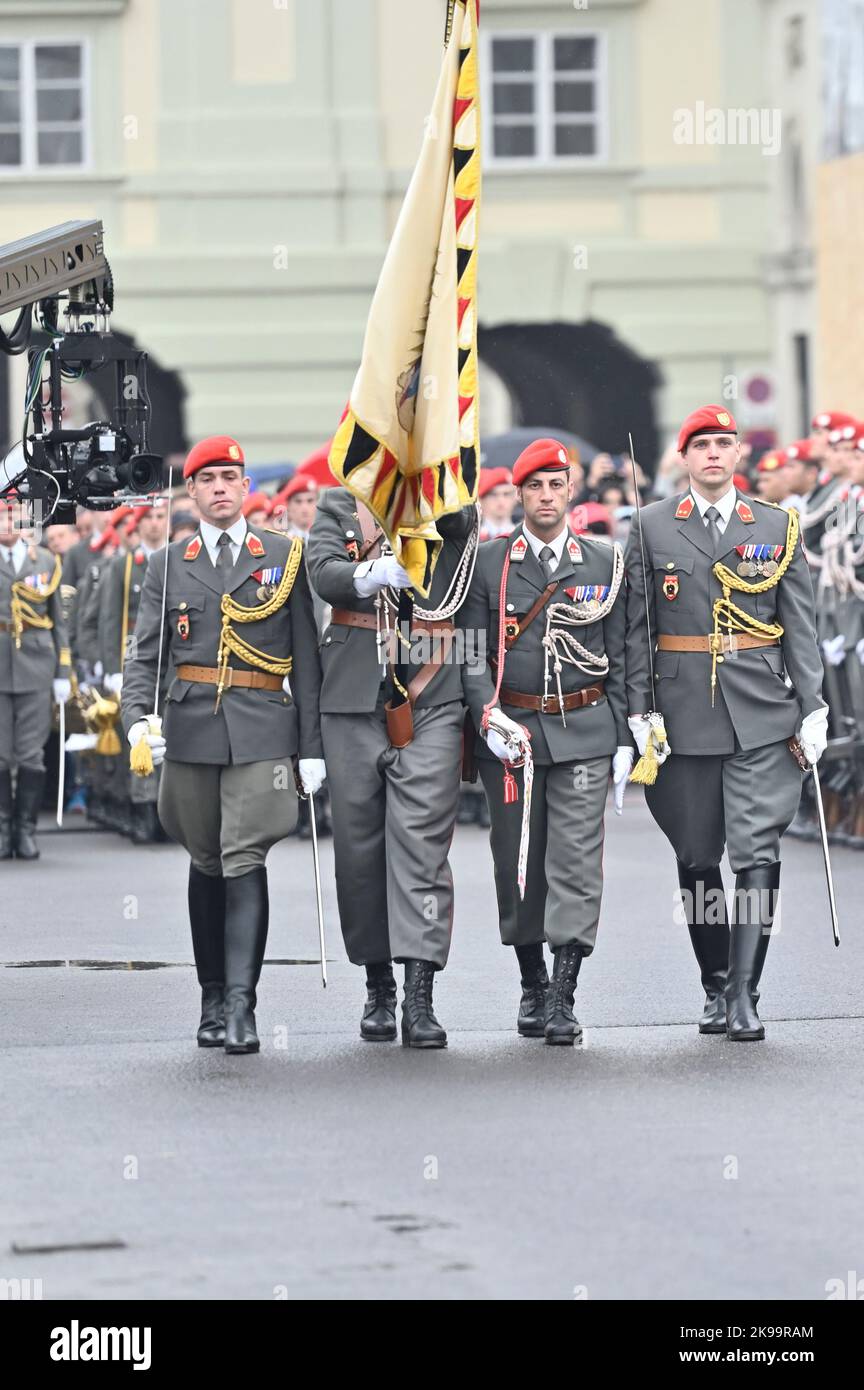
[
  {"xmin": 0, "ymin": 770, "xmax": 13, "ymax": 860},
  {"xmin": 677, "ymin": 861, "xmax": 730, "ymax": 1034},
  {"xmin": 726, "ymin": 863, "xmax": 780, "ymax": 1042},
  {"xmin": 544, "ymin": 943, "xmax": 584, "ymax": 1046},
  {"xmin": 223, "ymin": 867, "xmax": 269, "ymax": 1054},
  {"xmin": 515, "ymin": 942, "xmax": 549, "ymax": 1037},
  {"xmin": 13, "ymin": 767, "xmax": 44, "ymax": 860},
  {"xmin": 360, "ymin": 961, "xmax": 398, "ymax": 1041},
  {"xmin": 401, "ymin": 960, "xmax": 447, "ymax": 1048},
  {"xmin": 188, "ymin": 865, "xmax": 226, "ymax": 1047}
]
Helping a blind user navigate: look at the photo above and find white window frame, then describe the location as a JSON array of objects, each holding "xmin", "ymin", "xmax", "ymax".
[
  {"xmin": 0, "ymin": 37, "xmax": 91, "ymax": 176},
  {"xmin": 483, "ymin": 29, "xmax": 608, "ymax": 170}
]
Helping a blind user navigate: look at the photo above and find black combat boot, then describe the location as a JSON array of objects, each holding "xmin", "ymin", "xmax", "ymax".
[
  {"xmin": 360, "ymin": 961, "xmax": 398, "ymax": 1041},
  {"xmin": 677, "ymin": 862, "xmax": 730, "ymax": 1035},
  {"xmin": 13, "ymin": 767, "xmax": 45, "ymax": 860},
  {"xmin": 130, "ymin": 802, "xmax": 160, "ymax": 845},
  {"xmin": 189, "ymin": 865, "xmax": 226, "ymax": 1047},
  {"xmin": 0, "ymin": 770, "xmax": 13, "ymax": 860},
  {"xmin": 223, "ymin": 867, "xmax": 269, "ymax": 1054},
  {"xmin": 515, "ymin": 942, "xmax": 549, "ymax": 1037},
  {"xmin": 401, "ymin": 960, "xmax": 447, "ymax": 1048},
  {"xmin": 544, "ymin": 943, "xmax": 584, "ymax": 1046},
  {"xmin": 726, "ymin": 863, "xmax": 780, "ymax": 1042}
]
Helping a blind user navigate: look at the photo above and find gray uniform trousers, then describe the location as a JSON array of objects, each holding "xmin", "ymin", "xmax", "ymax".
[
  {"xmin": 158, "ymin": 758, "xmax": 298, "ymax": 879},
  {"xmin": 645, "ymin": 738, "xmax": 803, "ymax": 873},
  {"xmin": 321, "ymin": 699, "xmax": 464, "ymax": 969},
  {"xmin": 0, "ymin": 689, "xmax": 52, "ymax": 772},
  {"xmin": 479, "ymin": 755, "xmax": 611, "ymax": 953}
]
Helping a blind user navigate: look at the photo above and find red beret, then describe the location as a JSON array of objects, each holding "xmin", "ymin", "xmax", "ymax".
[
  {"xmin": 828, "ymin": 420, "xmax": 860, "ymax": 444},
  {"xmin": 755, "ymin": 452, "xmax": 786, "ymax": 475},
  {"xmin": 512, "ymin": 438, "xmax": 571, "ymax": 488},
  {"xmin": 478, "ymin": 467, "xmax": 512, "ymax": 498},
  {"xmin": 280, "ymin": 474, "xmax": 319, "ymax": 503},
  {"xmin": 242, "ymin": 492, "xmax": 271, "ymax": 517},
  {"xmin": 569, "ymin": 502, "xmax": 612, "ymax": 535},
  {"xmin": 811, "ymin": 410, "xmax": 856, "ymax": 432},
  {"xmin": 785, "ymin": 438, "xmax": 814, "ymax": 462},
  {"xmin": 184, "ymin": 436, "xmax": 244, "ymax": 480},
  {"xmin": 677, "ymin": 406, "xmax": 738, "ymax": 453}
]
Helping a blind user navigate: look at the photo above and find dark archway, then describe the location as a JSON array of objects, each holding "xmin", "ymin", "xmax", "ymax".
[{"xmin": 478, "ymin": 321, "xmax": 661, "ymax": 473}]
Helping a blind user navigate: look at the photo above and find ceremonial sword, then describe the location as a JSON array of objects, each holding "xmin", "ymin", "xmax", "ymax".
[
  {"xmin": 628, "ymin": 432, "xmax": 657, "ymax": 710},
  {"xmin": 789, "ymin": 738, "xmax": 840, "ymax": 948},
  {"xmin": 56, "ymin": 694, "xmax": 65, "ymax": 826},
  {"xmin": 308, "ymin": 790, "xmax": 328, "ymax": 987}
]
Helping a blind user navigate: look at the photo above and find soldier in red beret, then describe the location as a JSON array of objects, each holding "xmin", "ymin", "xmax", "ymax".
[
  {"xmin": 458, "ymin": 437, "xmax": 633, "ymax": 1044},
  {"xmin": 478, "ymin": 467, "xmax": 516, "ymax": 542},
  {"xmin": 625, "ymin": 406, "xmax": 827, "ymax": 1040}
]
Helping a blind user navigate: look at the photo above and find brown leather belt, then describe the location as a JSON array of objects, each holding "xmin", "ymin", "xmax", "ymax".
[
  {"xmin": 657, "ymin": 634, "xmax": 780, "ymax": 654},
  {"xmin": 499, "ymin": 682, "xmax": 605, "ymax": 714},
  {"xmin": 330, "ymin": 608, "xmax": 455, "ymax": 638},
  {"xmin": 176, "ymin": 663, "xmax": 283, "ymax": 691}
]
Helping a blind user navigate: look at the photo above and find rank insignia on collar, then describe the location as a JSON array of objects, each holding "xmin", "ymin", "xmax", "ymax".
[
  {"xmin": 183, "ymin": 535, "xmax": 202, "ymax": 561},
  {"xmin": 134, "ymin": 549, "xmax": 145, "ymax": 565},
  {"xmin": 509, "ymin": 535, "xmax": 528, "ymax": 562},
  {"xmin": 566, "ymin": 536, "xmax": 583, "ymax": 563},
  {"xmin": 675, "ymin": 495, "xmax": 694, "ymax": 520},
  {"xmin": 735, "ymin": 499, "xmax": 755, "ymax": 523},
  {"xmin": 245, "ymin": 533, "xmax": 265, "ymax": 558},
  {"xmin": 663, "ymin": 574, "xmax": 679, "ymax": 601}
]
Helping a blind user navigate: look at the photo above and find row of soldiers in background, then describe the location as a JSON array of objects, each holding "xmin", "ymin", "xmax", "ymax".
[
  {"xmin": 57, "ymin": 472, "xmax": 329, "ymax": 847},
  {"xmin": 752, "ymin": 410, "xmax": 864, "ymax": 849}
]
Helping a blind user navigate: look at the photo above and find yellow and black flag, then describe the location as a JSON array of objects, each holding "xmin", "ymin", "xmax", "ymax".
[{"xmin": 329, "ymin": 0, "xmax": 481, "ymax": 596}]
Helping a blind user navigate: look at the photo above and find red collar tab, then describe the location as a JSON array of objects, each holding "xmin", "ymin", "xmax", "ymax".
[
  {"xmin": 183, "ymin": 535, "xmax": 202, "ymax": 561},
  {"xmin": 509, "ymin": 535, "xmax": 528, "ymax": 562},
  {"xmin": 736, "ymin": 499, "xmax": 755, "ymax": 523},
  {"xmin": 675, "ymin": 495, "xmax": 694, "ymax": 520},
  {"xmin": 245, "ymin": 532, "xmax": 265, "ymax": 558},
  {"xmin": 566, "ymin": 536, "xmax": 583, "ymax": 564}
]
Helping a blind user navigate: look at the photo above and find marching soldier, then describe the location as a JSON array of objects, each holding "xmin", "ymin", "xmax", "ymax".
[
  {"xmin": 625, "ymin": 406, "xmax": 827, "ymax": 1042},
  {"xmin": 458, "ymin": 438, "xmax": 633, "ymax": 1045},
  {"xmin": 478, "ymin": 467, "xmax": 516, "ymax": 542},
  {"xmin": 306, "ymin": 488, "xmax": 477, "ymax": 1048},
  {"xmin": 0, "ymin": 499, "xmax": 72, "ymax": 859},
  {"xmin": 121, "ymin": 436, "xmax": 325, "ymax": 1054},
  {"xmin": 101, "ymin": 500, "xmax": 170, "ymax": 843}
]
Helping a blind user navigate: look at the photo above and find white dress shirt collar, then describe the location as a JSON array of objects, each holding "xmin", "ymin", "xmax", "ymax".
[
  {"xmin": 521, "ymin": 521, "xmax": 569, "ymax": 567},
  {"xmin": 689, "ymin": 483, "xmax": 737, "ymax": 531},
  {"xmin": 0, "ymin": 536, "xmax": 27, "ymax": 573},
  {"xmin": 199, "ymin": 515, "xmax": 247, "ymax": 565}
]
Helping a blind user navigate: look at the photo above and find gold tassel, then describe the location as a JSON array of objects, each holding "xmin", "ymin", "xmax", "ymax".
[
  {"xmin": 95, "ymin": 726, "xmax": 122, "ymax": 757},
  {"xmin": 130, "ymin": 734, "xmax": 154, "ymax": 777},
  {"xmin": 629, "ymin": 717, "xmax": 668, "ymax": 786}
]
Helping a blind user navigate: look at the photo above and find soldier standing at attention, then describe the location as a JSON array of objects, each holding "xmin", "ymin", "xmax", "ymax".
[
  {"xmin": 625, "ymin": 407, "xmax": 827, "ymax": 1041},
  {"xmin": 0, "ymin": 497, "xmax": 72, "ymax": 859},
  {"xmin": 458, "ymin": 439, "xmax": 633, "ymax": 1045},
  {"xmin": 121, "ymin": 437, "xmax": 325, "ymax": 1054},
  {"xmin": 306, "ymin": 489, "xmax": 477, "ymax": 1049}
]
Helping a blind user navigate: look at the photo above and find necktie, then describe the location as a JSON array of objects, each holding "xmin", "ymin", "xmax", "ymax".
[
  {"xmin": 704, "ymin": 506, "xmax": 723, "ymax": 555},
  {"xmin": 539, "ymin": 544, "xmax": 556, "ymax": 581},
  {"xmin": 0, "ymin": 548, "xmax": 13, "ymax": 575},
  {"xmin": 216, "ymin": 532, "xmax": 235, "ymax": 590}
]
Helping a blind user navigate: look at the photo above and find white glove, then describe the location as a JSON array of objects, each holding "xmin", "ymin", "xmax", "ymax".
[
  {"xmin": 612, "ymin": 746, "xmax": 634, "ymax": 815},
  {"xmin": 353, "ymin": 555, "xmax": 412, "ymax": 598},
  {"xmin": 103, "ymin": 671, "xmax": 123, "ymax": 696},
  {"xmin": 93, "ymin": 660, "xmax": 104, "ymax": 681},
  {"xmin": 856, "ymin": 637, "xmax": 864, "ymax": 666},
  {"xmin": 484, "ymin": 707, "xmax": 529, "ymax": 764},
  {"xmin": 299, "ymin": 758, "xmax": 327, "ymax": 796},
  {"xmin": 53, "ymin": 678, "xmax": 71, "ymax": 705},
  {"xmin": 799, "ymin": 706, "xmax": 829, "ymax": 767},
  {"xmin": 282, "ymin": 676, "xmax": 292, "ymax": 695},
  {"xmin": 627, "ymin": 714, "xmax": 671, "ymax": 765},
  {"xmin": 486, "ymin": 728, "xmax": 519, "ymax": 764},
  {"xmin": 127, "ymin": 717, "xmax": 166, "ymax": 768},
  {"xmin": 821, "ymin": 634, "xmax": 846, "ymax": 668}
]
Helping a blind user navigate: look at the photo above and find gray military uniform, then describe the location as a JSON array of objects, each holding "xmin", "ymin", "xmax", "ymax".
[
  {"xmin": 122, "ymin": 523, "xmax": 323, "ymax": 877},
  {"xmin": 624, "ymin": 489, "xmax": 825, "ymax": 870},
  {"xmin": 306, "ymin": 488, "xmax": 475, "ymax": 968},
  {"xmin": 0, "ymin": 539, "xmax": 70, "ymax": 772},
  {"xmin": 101, "ymin": 545, "xmax": 167, "ymax": 811},
  {"xmin": 458, "ymin": 524, "xmax": 629, "ymax": 953}
]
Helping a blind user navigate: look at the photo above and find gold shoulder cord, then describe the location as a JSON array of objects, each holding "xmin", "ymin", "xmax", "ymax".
[
  {"xmin": 10, "ymin": 554, "xmax": 62, "ymax": 649},
  {"xmin": 708, "ymin": 506, "xmax": 799, "ymax": 702},
  {"xmin": 215, "ymin": 536, "xmax": 303, "ymax": 708}
]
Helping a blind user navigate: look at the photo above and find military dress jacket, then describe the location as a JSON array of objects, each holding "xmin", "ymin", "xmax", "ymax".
[
  {"xmin": 624, "ymin": 490, "xmax": 825, "ymax": 756},
  {"xmin": 100, "ymin": 547, "xmax": 153, "ymax": 677},
  {"xmin": 0, "ymin": 542, "xmax": 71, "ymax": 694},
  {"xmin": 457, "ymin": 524, "xmax": 630, "ymax": 765},
  {"xmin": 121, "ymin": 526, "xmax": 323, "ymax": 766},
  {"xmin": 305, "ymin": 488, "xmax": 476, "ymax": 714}
]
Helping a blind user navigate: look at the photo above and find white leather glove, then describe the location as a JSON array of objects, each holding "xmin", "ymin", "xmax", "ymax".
[
  {"xmin": 627, "ymin": 714, "xmax": 671, "ymax": 765},
  {"xmin": 93, "ymin": 660, "xmax": 104, "ymax": 681},
  {"xmin": 856, "ymin": 637, "xmax": 864, "ymax": 666},
  {"xmin": 127, "ymin": 717, "xmax": 166, "ymax": 768},
  {"xmin": 299, "ymin": 758, "xmax": 327, "ymax": 796},
  {"xmin": 821, "ymin": 634, "xmax": 846, "ymax": 668},
  {"xmin": 612, "ymin": 746, "xmax": 634, "ymax": 815},
  {"xmin": 484, "ymin": 708, "xmax": 529, "ymax": 764},
  {"xmin": 353, "ymin": 555, "xmax": 412, "ymax": 598},
  {"xmin": 799, "ymin": 706, "xmax": 829, "ymax": 767},
  {"xmin": 53, "ymin": 678, "xmax": 71, "ymax": 705},
  {"xmin": 103, "ymin": 671, "xmax": 123, "ymax": 696},
  {"xmin": 282, "ymin": 676, "xmax": 292, "ymax": 695}
]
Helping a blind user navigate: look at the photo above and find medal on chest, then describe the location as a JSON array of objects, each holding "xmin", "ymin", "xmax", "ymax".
[
  {"xmin": 564, "ymin": 582, "xmax": 609, "ymax": 615},
  {"xmin": 252, "ymin": 565, "xmax": 284, "ymax": 602},
  {"xmin": 735, "ymin": 543, "xmax": 783, "ymax": 578}
]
